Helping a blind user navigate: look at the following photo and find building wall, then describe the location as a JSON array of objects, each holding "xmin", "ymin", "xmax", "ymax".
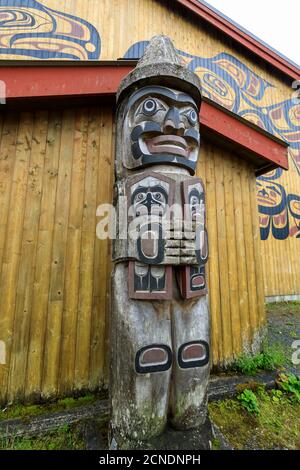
[
  {"xmin": 0, "ymin": 0, "xmax": 298, "ymax": 299},
  {"xmin": 0, "ymin": 106, "xmax": 113, "ymax": 403},
  {"xmin": 0, "ymin": 105, "xmax": 264, "ymax": 403}
]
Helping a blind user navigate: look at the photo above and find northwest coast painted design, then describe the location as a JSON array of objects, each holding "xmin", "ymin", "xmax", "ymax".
[
  {"xmin": 0, "ymin": 0, "xmax": 100, "ymax": 59},
  {"xmin": 125, "ymin": 41, "xmax": 300, "ymax": 240}
]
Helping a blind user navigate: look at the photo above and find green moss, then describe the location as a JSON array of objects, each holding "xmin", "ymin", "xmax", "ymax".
[
  {"xmin": 209, "ymin": 387, "xmax": 300, "ymax": 449},
  {"xmin": 211, "ymin": 437, "xmax": 221, "ymax": 450},
  {"xmin": 290, "ymin": 330, "xmax": 298, "ymax": 338},
  {"xmin": 236, "ymin": 380, "xmax": 262, "ymax": 394},
  {"xmin": 0, "ymin": 393, "xmax": 99, "ymax": 422},
  {"xmin": 0, "ymin": 424, "xmax": 85, "ymax": 450}
]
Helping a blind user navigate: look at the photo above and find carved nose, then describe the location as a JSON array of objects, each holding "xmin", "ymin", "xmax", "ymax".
[{"xmin": 163, "ymin": 107, "xmax": 185, "ymax": 136}]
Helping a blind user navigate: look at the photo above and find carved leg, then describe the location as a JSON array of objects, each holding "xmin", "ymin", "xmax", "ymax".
[
  {"xmin": 169, "ymin": 278, "xmax": 210, "ymax": 430},
  {"xmin": 110, "ymin": 262, "xmax": 172, "ymax": 448}
]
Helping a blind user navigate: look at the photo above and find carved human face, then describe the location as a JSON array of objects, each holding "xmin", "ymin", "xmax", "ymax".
[{"xmin": 122, "ymin": 86, "xmax": 200, "ymax": 173}]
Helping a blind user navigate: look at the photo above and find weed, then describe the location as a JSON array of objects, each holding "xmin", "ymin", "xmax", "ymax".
[
  {"xmin": 256, "ymin": 386, "xmax": 270, "ymax": 401},
  {"xmin": 233, "ymin": 344, "xmax": 286, "ymax": 375},
  {"xmin": 211, "ymin": 437, "xmax": 221, "ymax": 450},
  {"xmin": 237, "ymin": 389, "xmax": 260, "ymax": 415},
  {"xmin": 270, "ymin": 389, "xmax": 283, "ymax": 403},
  {"xmin": 277, "ymin": 373, "xmax": 300, "ymax": 402}
]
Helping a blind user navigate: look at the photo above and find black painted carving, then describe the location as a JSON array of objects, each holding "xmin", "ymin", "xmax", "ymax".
[
  {"xmin": 128, "ymin": 262, "xmax": 173, "ymax": 300},
  {"xmin": 189, "ymin": 265, "xmax": 206, "ymax": 292},
  {"xmin": 127, "ymin": 86, "xmax": 200, "ymax": 174},
  {"xmin": 133, "ymin": 263, "xmax": 166, "ymax": 292},
  {"xmin": 135, "ymin": 344, "xmax": 173, "ymax": 374},
  {"xmin": 127, "ymin": 172, "xmax": 175, "ymax": 267},
  {"xmin": 178, "ymin": 341, "xmax": 209, "ymax": 369}
]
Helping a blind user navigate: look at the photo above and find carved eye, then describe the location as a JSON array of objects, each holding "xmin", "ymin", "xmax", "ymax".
[
  {"xmin": 142, "ymin": 99, "xmax": 158, "ymax": 115},
  {"xmin": 190, "ymin": 195, "xmax": 199, "ymax": 206},
  {"xmin": 153, "ymin": 192, "xmax": 162, "ymax": 201},
  {"xmin": 136, "ymin": 192, "xmax": 146, "ymax": 201},
  {"xmin": 186, "ymin": 109, "xmax": 198, "ymax": 126}
]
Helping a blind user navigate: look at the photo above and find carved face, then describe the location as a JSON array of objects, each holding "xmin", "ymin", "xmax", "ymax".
[
  {"xmin": 131, "ymin": 180, "xmax": 169, "ymax": 217},
  {"xmin": 123, "ymin": 86, "xmax": 200, "ymax": 173}
]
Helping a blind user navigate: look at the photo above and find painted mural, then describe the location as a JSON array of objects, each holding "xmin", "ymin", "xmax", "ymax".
[
  {"xmin": 125, "ymin": 42, "xmax": 300, "ymax": 240},
  {"xmin": 0, "ymin": 0, "xmax": 100, "ymax": 59}
]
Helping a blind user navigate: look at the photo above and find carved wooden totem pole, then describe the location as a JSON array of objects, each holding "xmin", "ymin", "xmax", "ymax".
[{"xmin": 110, "ymin": 36, "xmax": 210, "ymax": 449}]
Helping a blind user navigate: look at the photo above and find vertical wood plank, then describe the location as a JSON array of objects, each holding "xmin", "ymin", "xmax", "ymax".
[
  {"xmin": 214, "ymin": 148, "xmax": 232, "ymax": 363},
  {"xmin": 58, "ymin": 108, "xmax": 88, "ymax": 394},
  {"xmin": 0, "ymin": 112, "xmax": 33, "ymax": 402},
  {"xmin": 249, "ymin": 175, "xmax": 265, "ymax": 330},
  {"xmin": 42, "ymin": 109, "xmax": 75, "ymax": 398},
  {"xmin": 241, "ymin": 164, "xmax": 259, "ymax": 344},
  {"xmin": 232, "ymin": 158, "xmax": 251, "ymax": 352},
  {"xmin": 90, "ymin": 108, "xmax": 113, "ymax": 389},
  {"xmin": 203, "ymin": 140, "xmax": 222, "ymax": 366},
  {"xmin": 74, "ymin": 107, "xmax": 101, "ymax": 389},
  {"xmin": 223, "ymin": 154, "xmax": 242, "ymax": 357},
  {"xmin": 7, "ymin": 110, "xmax": 48, "ymax": 402},
  {"xmin": 0, "ymin": 112, "xmax": 18, "ymax": 271},
  {"xmin": 25, "ymin": 111, "xmax": 62, "ymax": 398}
]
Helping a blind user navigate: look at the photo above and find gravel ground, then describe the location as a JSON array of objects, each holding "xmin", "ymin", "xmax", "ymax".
[{"xmin": 266, "ymin": 302, "xmax": 300, "ymax": 375}]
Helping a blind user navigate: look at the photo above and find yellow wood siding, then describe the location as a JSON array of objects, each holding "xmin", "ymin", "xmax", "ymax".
[
  {"xmin": 0, "ymin": 106, "xmax": 264, "ymax": 403},
  {"xmin": 0, "ymin": 106, "xmax": 113, "ymax": 403},
  {"xmin": 1, "ymin": 0, "xmax": 298, "ymax": 301}
]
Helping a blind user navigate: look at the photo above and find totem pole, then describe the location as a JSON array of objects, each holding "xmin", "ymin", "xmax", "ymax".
[{"xmin": 110, "ymin": 36, "xmax": 210, "ymax": 449}]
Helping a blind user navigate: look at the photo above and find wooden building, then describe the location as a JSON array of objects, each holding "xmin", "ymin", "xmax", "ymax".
[{"xmin": 0, "ymin": 0, "xmax": 298, "ymax": 404}]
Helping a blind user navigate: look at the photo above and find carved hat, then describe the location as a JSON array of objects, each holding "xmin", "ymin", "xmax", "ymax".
[{"xmin": 117, "ymin": 35, "xmax": 202, "ymax": 106}]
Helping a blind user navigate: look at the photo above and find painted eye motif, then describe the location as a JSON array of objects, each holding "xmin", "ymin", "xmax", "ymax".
[
  {"xmin": 186, "ymin": 109, "xmax": 198, "ymax": 126},
  {"xmin": 142, "ymin": 99, "xmax": 158, "ymax": 115},
  {"xmin": 190, "ymin": 195, "xmax": 199, "ymax": 206},
  {"xmin": 153, "ymin": 192, "xmax": 162, "ymax": 201},
  {"xmin": 136, "ymin": 192, "xmax": 146, "ymax": 202}
]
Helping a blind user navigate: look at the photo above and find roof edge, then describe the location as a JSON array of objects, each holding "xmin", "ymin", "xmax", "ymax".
[{"xmin": 175, "ymin": 0, "xmax": 300, "ymax": 80}]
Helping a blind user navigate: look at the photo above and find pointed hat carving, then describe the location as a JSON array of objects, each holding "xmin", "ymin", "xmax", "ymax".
[
  {"xmin": 136, "ymin": 35, "xmax": 184, "ymax": 68},
  {"xmin": 117, "ymin": 35, "xmax": 202, "ymax": 105}
]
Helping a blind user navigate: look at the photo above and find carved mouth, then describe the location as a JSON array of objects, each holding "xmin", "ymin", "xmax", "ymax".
[{"xmin": 145, "ymin": 135, "xmax": 189, "ymax": 158}]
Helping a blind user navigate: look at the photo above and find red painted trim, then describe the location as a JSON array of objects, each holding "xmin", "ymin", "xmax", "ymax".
[
  {"xmin": 200, "ymin": 100, "xmax": 288, "ymax": 170},
  {"xmin": 176, "ymin": 0, "xmax": 300, "ymax": 81},
  {"xmin": 0, "ymin": 63, "xmax": 288, "ymax": 171},
  {"xmin": 1, "ymin": 65, "xmax": 133, "ymax": 100}
]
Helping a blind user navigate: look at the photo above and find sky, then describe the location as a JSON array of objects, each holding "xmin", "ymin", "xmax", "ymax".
[{"xmin": 203, "ymin": 0, "xmax": 299, "ymax": 66}]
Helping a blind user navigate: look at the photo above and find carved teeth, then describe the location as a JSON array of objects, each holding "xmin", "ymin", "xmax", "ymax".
[
  {"xmin": 145, "ymin": 135, "xmax": 189, "ymax": 158},
  {"xmin": 152, "ymin": 135, "xmax": 188, "ymax": 150}
]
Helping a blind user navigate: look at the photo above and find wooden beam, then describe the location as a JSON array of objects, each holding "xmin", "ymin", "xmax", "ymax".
[
  {"xmin": 200, "ymin": 99, "xmax": 289, "ymax": 171},
  {"xmin": 0, "ymin": 62, "xmax": 288, "ymax": 171},
  {"xmin": 0, "ymin": 62, "xmax": 134, "ymax": 100}
]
